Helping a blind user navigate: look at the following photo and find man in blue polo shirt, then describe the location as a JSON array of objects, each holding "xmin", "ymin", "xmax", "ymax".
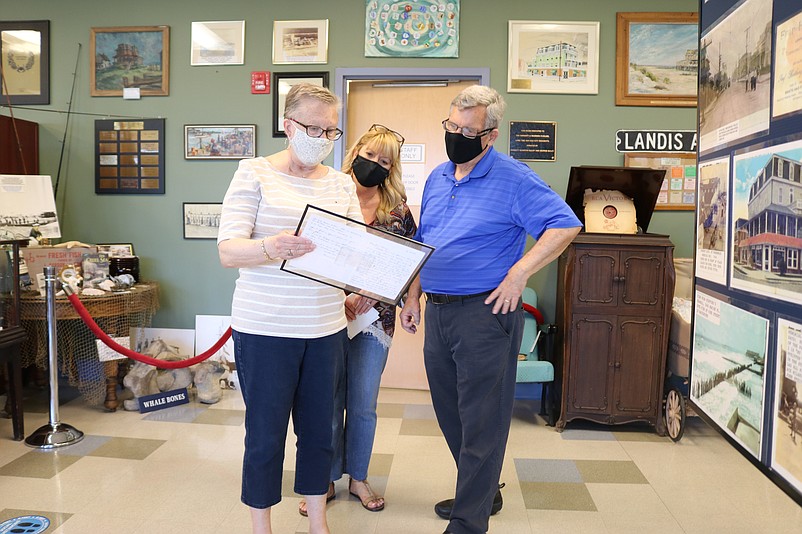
[{"xmin": 400, "ymin": 85, "xmax": 581, "ymax": 534}]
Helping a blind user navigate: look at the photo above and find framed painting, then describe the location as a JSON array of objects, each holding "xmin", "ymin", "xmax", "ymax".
[
  {"xmin": 0, "ymin": 20, "xmax": 50, "ymax": 105},
  {"xmin": 190, "ymin": 21, "xmax": 245, "ymax": 66},
  {"xmin": 364, "ymin": 0, "xmax": 460, "ymax": 58},
  {"xmin": 90, "ymin": 26, "xmax": 170, "ymax": 97},
  {"xmin": 624, "ymin": 152, "xmax": 697, "ymax": 210},
  {"xmin": 183, "ymin": 203, "xmax": 222, "ymax": 240},
  {"xmin": 508, "ymin": 20, "xmax": 600, "ymax": 94},
  {"xmin": 272, "ymin": 71, "xmax": 329, "ymax": 137},
  {"xmin": 615, "ymin": 12, "xmax": 698, "ymax": 107},
  {"xmin": 272, "ymin": 19, "xmax": 328, "ymax": 64},
  {"xmin": 184, "ymin": 125, "xmax": 255, "ymax": 159}
]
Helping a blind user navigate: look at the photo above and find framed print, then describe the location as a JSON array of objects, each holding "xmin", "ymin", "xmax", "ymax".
[
  {"xmin": 183, "ymin": 203, "xmax": 222, "ymax": 240},
  {"xmin": 623, "ymin": 152, "xmax": 697, "ymax": 210},
  {"xmin": 184, "ymin": 125, "xmax": 255, "ymax": 159},
  {"xmin": 97, "ymin": 243, "xmax": 135, "ymax": 257},
  {"xmin": 0, "ymin": 20, "xmax": 49, "ymax": 105},
  {"xmin": 272, "ymin": 20, "xmax": 328, "ymax": 64},
  {"xmin": 272, "ymin": 71, "xmax": 329, "ymax": 137},
  {"xmin": 95, "ymin": 118, "xmax": 165, "ymax": 194},
  {"xmin": 772, "ymin": 10, "xmax": 802, "ymax": 119},
  {"xmin": 190, "ymin": 21, "xmax": 245, "ymax": 66},
  {"xmin": 615, "ymin": 12, "xmax": 698, "ymax": 107},
  {"xmin": 507, "ymin": 20, "xmax": 599, "ymax": 95},
  {"xmin": 90, "ymin": 26, "xmax": 170, "ymax": 97},
  {"xmin": 364, "ymin": 0, "xmax": 460, "ymax": 58}
]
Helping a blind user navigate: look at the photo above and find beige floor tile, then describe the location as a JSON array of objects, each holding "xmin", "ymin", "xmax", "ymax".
[
  {"xmin": 50, "ymin": 512, "xmax": 141, "ymax": 533},
  {"xmin": 376, "ymin": 403, "xmax": 406, "ymax": 418},
  {"xmin": 0, "ymin": 450, "xmax": 82, "ymax": 478},
  {"xmin": 527, "ymin": 509, "xmax": 611, "ymax": 534},
  {"xmin": 87, "ymin": 436, "xmax": 165, "ymax": 460},
  {"xmin": 521, "ymin": 481, "xmax": 597, "ymax": 511},
  {"xmin": 574, "ymin": 459, "xmax": 648, "ymax": 484},
  {"xmin": 192, "ymin": 408, "xmax": 245, "ymax": 426},
  {"xmin": 585, "ymin": 483, "xmax": 683, "ymax": 533},
  {"xmin": 398, "ymin": 418, "xmax": 442, "ymax": 437}
]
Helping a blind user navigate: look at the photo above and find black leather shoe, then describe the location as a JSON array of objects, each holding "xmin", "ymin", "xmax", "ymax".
[{"xmin": 434, "ymin": 483, "xmax": 505, "ymax": 519}]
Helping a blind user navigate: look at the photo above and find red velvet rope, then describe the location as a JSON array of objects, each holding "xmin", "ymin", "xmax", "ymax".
[
  {"xmin": 522, "ymin": 302, "xmax": 544, "ymax": 325},
  {"xmin": 67, "ymin": 293, "xmax": 232, "ymax": 369}
]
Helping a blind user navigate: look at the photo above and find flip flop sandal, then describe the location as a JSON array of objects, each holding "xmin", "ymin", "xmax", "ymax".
[{"xmin": 349, "ymin": 477, "xmax": 385, "ymax": 512}]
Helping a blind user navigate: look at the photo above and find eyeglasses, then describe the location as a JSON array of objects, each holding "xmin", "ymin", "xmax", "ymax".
[
  {"xmin": 369, "ymin": 124, "xmax": 405, "ymax": 147},
  {"xmin": 288, "ymin": 118, "xmax": 343, "ymax": 140},
  {"xmin": 441, "ymin": 119, "xmax": 494, "ymax": 140}
]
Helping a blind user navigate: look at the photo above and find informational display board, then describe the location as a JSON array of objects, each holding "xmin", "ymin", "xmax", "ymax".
[{"xmin": 694, "ymin": 0, "xmax": 802, "ymax": 505}]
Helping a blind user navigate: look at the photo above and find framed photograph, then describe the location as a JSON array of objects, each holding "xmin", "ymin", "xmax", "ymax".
[
  {"xmin": 615, "ymin": 12, "xmax": 698, "ymax": 107},
  {"xmin": 624, "ymin": 152, "xmax": 697, "ymax": 211},
  {"xmin": 364, "ymin": 0, "xmax": 460, "ymax": 58},
  {"xmin": 0, "ymin": 20, "xmax": 50, "ymax": 105},
  {"xmin": 507, "ymin": 20, "xmax": 599, "ymax": 95},
  {"xmin": 190, "ymin": 21, "xmax": 245, "ymax": 66},
  {"xmin": 272, "ymin": 71, "xmax": 329, "ymax": 137},
  {"xmin": 184, "ymin": 125, "xmax": 255, "ymax": 159},
  {"xmin": 272, "ymin": 19, "xmax": 328, "ymax": 64},
  {"xmin": 97, "ymin": 243, "xmax": 135, "ymax": 257},
  {"xmin": 183, "ymin": 202, "xmax": 222, "ymax": 240},
  {"xmin": 90, "ymin": 26, "xmax": 170, "ymax": 97}
]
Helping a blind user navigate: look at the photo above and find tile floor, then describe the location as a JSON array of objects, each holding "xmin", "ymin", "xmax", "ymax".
[{"xmin": 1, "ymin": 386, "xmax": 801, "ymax": 533}]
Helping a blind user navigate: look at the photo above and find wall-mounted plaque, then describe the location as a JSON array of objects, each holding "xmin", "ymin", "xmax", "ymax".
[
  {"xmin": 509, "ymin": 121, "xmax": 556, "ymax": 161},
  {"xmin": 95, "ymin": 118, "xmax": 165, "ymax": 194}
]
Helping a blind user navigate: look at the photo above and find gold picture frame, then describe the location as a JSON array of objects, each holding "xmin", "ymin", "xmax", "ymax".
[
  {"xmin": 615, "ymin": 12, "xmax": 698, "ymax": 107},
  {"xmin": 90, "ymin": 26, "xmax": 170, "ymax": 97}
]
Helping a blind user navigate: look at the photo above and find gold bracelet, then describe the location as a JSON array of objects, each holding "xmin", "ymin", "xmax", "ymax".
[{"xmin": 260, "ymin": 237, "xmax": 275, "ymax": 262}]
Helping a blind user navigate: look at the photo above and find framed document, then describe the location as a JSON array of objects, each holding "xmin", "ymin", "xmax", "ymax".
[
  {"xmin": 0, "ymin": 20, "xmax": 50, "ymax": 105},
  {"xmin": 281, "ymin": 205, "xmax": 434, "ymax": 305}
]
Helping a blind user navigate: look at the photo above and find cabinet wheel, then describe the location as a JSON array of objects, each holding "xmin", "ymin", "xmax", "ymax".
[{"xmin": 664, "ymin": 387, "xmax": 685, "ymax": 442}]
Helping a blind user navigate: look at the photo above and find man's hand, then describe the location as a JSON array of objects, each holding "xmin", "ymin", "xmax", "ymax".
[
  {"xmin": 485, "ymin": 264, "xmax": 527, "ymax": 314},
  {"xmin": 400, "ymin": 298, "xmax": 421, "ymax": 334}
]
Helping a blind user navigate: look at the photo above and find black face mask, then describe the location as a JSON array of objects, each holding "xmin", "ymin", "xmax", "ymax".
[
  {"xmin": 445, "ymin": 131, "xmax": 487, "ymax": 164},
  {"xmin": 352, "ymin": 155, "xmax": 390, "ymax": 187}
]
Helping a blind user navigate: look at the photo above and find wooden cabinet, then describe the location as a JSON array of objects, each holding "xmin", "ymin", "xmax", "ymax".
[
  {"xmin": 555, "ymin": 233, "xmax": 675, "ymax": 434},
  {"xmin": 0, "ymin": 115, "xmax": 39, "ymax": 174}
]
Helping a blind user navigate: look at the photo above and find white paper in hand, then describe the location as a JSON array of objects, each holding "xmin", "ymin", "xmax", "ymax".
[{"xmin": 347, "ymin": 308, "xmax": 380, "ymax": 339}]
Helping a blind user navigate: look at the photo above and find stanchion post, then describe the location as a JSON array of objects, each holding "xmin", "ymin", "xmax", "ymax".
[{"xmin": 25, "ymin": 265, "xmax": 84, "ymax": 449}]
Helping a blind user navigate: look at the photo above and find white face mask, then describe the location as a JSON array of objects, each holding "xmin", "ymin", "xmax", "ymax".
[{"xmin": 289, "ymin": 126, "xmax": 334, "ymax": 166}]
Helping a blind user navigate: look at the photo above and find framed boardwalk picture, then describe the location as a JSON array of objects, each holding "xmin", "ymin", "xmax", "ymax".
[{"xmin": 90, "ymin": 26, "xmax": 170, "ymax": 97}]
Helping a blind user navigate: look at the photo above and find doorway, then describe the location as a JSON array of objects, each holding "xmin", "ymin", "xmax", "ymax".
[{"xmin": 335, "ymin": 68, "xmax": 488, "ymax": 389}]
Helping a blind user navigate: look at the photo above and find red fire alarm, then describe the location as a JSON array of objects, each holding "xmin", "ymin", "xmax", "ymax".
[{"xmin": 251, "ymin": 71, "xmax": 270, "ymax": 94}]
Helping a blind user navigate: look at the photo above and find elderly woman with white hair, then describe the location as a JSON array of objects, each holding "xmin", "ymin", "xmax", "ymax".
[{"xmin": 218, "ymin": 83, "xmax": 363, "ymax": 534}]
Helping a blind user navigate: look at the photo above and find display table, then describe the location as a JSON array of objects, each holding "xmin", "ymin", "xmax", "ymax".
[{"xmin": 19, "ymin": 283, "xmax": 160, "ymax": 410}]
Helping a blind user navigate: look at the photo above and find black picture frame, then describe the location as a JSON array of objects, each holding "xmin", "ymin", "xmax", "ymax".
[
  {"xmin": 272, "ymin": 71, "xmax": 329, "ymax": 138},
  {"xmin": 183, "ymin": 202, "xmax": 222, "ymax": 240},
  {"xmin": 0, "ymin": 20, "xmax": 50, "ymax": 105},
  {"xmin": 95, "ymin": 118, "xmax": 166, "ymax": 194}
]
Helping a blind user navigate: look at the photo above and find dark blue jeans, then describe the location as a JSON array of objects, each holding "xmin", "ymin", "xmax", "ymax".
[
  {"xmin": 424, "ymin": 295, "xmax": 524, "ymax": 534},
  {"xmin": 233, "ymin": 328, "xmax": 347, "ymax": 509}
]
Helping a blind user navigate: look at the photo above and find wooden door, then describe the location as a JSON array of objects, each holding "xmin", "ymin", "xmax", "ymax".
[
  {"xmin": 613, "ymin": 317, "xmax": 662, "ymax": 416},
  {"xmin": 567, "ymin": 314, "xmax": 615, "ymax": 413},
  {"xmin": 573, "ymin": 247, "xmax": 618, "ymax": 308}
]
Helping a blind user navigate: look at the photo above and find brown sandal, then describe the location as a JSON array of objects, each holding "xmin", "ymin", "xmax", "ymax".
[
  {"xmin": 349, "ymin": 477, "xmax": 385, "ymax": 512},
  {"xmin": 298, "ymin": 482, "xmax": 336, "ymax": 517}
]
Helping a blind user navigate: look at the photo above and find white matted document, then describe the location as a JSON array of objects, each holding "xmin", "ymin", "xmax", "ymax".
[{"xmin": 281, "ymin": 205, "xmax": 434, "ymax": 305}]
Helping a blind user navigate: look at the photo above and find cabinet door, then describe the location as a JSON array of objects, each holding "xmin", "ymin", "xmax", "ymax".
[
  {"xmin": 568, "ymin": 315, "xmax": 615, "ymax": 413},
  {"xmin": 619, "ymin": 250, "xmax": 665, "ymax": 313},
  {"xmin": 574, "ymin": 248, "xmax": 618, "ymax": 307},
  {"xmin": 613, "ymin": 317, "xmax": 662, "ymax": 416}
]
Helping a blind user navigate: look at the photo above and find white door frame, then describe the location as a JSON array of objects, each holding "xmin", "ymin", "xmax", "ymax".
[{"xmin": 333, "ymin": 67, "xmax": 490, "ymax": 169}]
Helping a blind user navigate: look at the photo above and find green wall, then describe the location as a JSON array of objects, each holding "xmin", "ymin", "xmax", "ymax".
[{"xmin": 5, "ymin": 0, "xmax": 698, "ymax": 326}]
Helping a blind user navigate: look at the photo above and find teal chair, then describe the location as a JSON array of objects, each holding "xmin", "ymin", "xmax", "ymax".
[{"xmin": 516, "ymin": 287, "xmax": 557, "ymax": 426}]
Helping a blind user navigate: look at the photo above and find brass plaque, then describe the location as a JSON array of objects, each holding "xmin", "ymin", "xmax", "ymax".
[
  {"xmin": 99, "ymin": 131, "xmax": 118, "ymax": 141},
  {"xmin": 99, "ymin": 143, "xmax": 117, "ymax": 153},
  {"xmin": 99, "ymin": 166, "xmax": 118, "ymax": 177},
  {"xmin": 119, "ymin": 130, "xmax": 139, "ymax": 141},
  {"xmin": 140, "ymin": 155, "xmax": 159, "ymax": 165},
  {"xmin": 119, "ymin": 167, "xmax": 139, "ymax": 177},
  {"xmin": 99, "ymin": 178, "xmax": 118, "ymax": 189},
  {"xmin": 141, "ymin": 178, "xmax": 160, "ymax": 189},
  {"xmin": 99, "ymin": 155, "xmax": 118, "ymax": 165},
  {"xmin": 114, "ymin": 121, "xmax": 145, "ymax": 130},
  {"xmin": 140, "ymin": 130, "xmax": 159, "ymax": 140},
  {"xmin": 120, "ymin": 178, "xmax": 139, "ymax": 188},
  {"xmin": 141, "ymin": 166, "xmax": 160, "ymax": 177},
  {"xmin": 120, "ymin": 155, "xmax": 139, "ymax": 165},
  {"xmin": 119, "ymin": 142, "xmax": 138, "ymax": 153},
  {"xmin": 140, "ymin": 142, "xmax": 159, "ymax": 153}
]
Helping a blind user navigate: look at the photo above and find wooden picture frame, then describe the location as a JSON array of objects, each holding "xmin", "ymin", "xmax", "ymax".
[
  {"xmin": 190, "ymin": 20, "xmax": 245, "ymax": 66},
  {"xmin": 624, "ymin": 152, "xmax": 697, "ymax": 211},
  {"xmin": 184, "ymin": 125, "xmax": 255, "ymax": 159},
  {"xmin": 0, "ymin": 20, "xmax": 50, "ymax": 105},
  {"xmin": 183, "ymin": 202, "xmax": 222, "ymax": 240},
  {"xmin": 272, "ymin": 19, "xmax": 328, "ymax": 64},
  {"xmin": 272, "ymin": 71, "xmax": 329, "ymax": 137},
  {"xmin": 90, "ymin": 26, "xmax": 170, "ymax": 97},
  {"xmin": 507, "ymin": 20, "xmax": 600, "ymax": 95},
  {"xmin": 615, "ymin": 12, "xmax": 698, "ymax": 107}
]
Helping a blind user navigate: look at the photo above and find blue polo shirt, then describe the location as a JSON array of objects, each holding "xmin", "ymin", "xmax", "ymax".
[{"xmin": 416, "ymin": 147, "xmax": 581, "ymax": 294}]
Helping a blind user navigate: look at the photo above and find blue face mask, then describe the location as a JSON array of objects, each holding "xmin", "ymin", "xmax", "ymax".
[{"xmin": 352, "ymin": 155, "xmax": 390, "ymax": 187}]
